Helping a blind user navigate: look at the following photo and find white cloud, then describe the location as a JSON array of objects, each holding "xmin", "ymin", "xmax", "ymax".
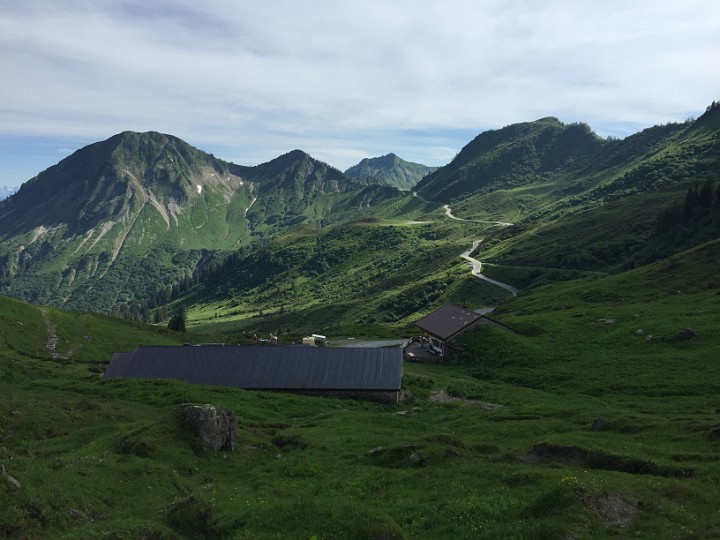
[{"xmin": 0, "ymin": 0, "xmax": 718, "ymax": 183}]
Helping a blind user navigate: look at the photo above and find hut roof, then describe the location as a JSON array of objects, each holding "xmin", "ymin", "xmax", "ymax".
[
  {"xmin": 414, "ymin": 303, "xmax": 484, "ymax": 341},
  {"xmin": 103, "ymin": 345, "xmax": 402, "ymax": 391}
]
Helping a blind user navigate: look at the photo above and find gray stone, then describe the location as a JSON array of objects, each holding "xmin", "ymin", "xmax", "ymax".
[
  {"xmin": 1, "ymin": 465, "xmax": 21, "ymax": 492},
  {"xmin": 591, "ymin": 417, "xmax": 608, "ymax": 432},
  {"xmin": 677, "ymin": 328, "xmax": 697, "ymax": 340},
  {"xmin": 183, "ymin": 404, "xmax": 237, "ymax": 452},
  {"xmin": 409, "ymin": 451, "xmax": 424, "ymax": 465}
]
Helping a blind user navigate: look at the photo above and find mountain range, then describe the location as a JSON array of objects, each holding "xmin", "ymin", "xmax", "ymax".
[
  {"xmin": 0, "ymin": 133, "xmax": 419, "ymax": 312},
  {"xmin": 0, "ymin": 101, "xmax": 718, "ymax": 325}
]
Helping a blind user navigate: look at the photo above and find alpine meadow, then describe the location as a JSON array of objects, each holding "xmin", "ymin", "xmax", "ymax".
[{"xmin": 1, "ymin": 101, "xmax": 720, "ymax": 538}]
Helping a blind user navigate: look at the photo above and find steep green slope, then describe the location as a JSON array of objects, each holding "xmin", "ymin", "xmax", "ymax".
[
  {"xmin": 0, "ymin": 137, "xmax": 403, "ymax": 314},
  {"xmin": 236, "ymin": 150, "xmax": 380, "ymax": 235},
  {"xmin": 0, "ymin": 132, "xmax": 249, "ymax": 242},
  {"xmin": 345, "ymin": 153, "xmax": 438, "ymax": 190},
  {"xmin": 415, "ymin": 117, "xmax": 605, "ymax": 209},
  {"xmin": 415, "ymin": 103, "xmax": 720, "ymax": 288},
  {"xmin": 475, "ymin": 180, "xmax": 720, "ymax": 291},
  {"xmin": 0, "ymin": 132, "xmax": 254, "ymax": 311},
  {"xmin": 416, "ymin": 103, "xmax": 720, "ymax": 225},
  {"xmin": 0, "ymin": 294, "xmax": 182, "ymax": 362}
]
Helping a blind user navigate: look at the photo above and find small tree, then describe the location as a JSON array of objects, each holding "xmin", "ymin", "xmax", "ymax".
[{"xmin": 168, "ymin": 306, "xmax": 187, "ymax": 332}]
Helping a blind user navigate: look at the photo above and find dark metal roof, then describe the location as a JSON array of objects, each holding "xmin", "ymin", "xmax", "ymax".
[
  {"xmin": 414, "ymin": 303, "xmax": 484, "ymax": 341},
  {"xmin": 103, "ymin": 345, "xmax": 402, "ymax": 391}
]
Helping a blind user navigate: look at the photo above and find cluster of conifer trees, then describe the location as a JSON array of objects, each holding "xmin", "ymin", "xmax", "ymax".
[{"xmin": 654, "ymin": 180, "xmax": 720, "ymax": 235}]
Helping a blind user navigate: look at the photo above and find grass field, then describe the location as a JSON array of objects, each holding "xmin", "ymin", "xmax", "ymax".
[{"xmin": 1, "ymin": 237, "xmax": 719, "ymax": 538}]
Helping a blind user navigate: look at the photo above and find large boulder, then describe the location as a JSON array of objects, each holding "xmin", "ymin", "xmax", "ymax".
[{"xmin": 183, "ymin": 404, "xmax": 237, "ymax": 451}]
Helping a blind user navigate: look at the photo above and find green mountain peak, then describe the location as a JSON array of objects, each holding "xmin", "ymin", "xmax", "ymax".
[{"xmin": 345, "ymin": 153, "xmax": 437, "ymax": 190}]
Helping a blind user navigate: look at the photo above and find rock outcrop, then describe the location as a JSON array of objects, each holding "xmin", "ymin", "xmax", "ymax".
[{"xmin": 183, "ymin": 404, "xmax": 237, "ymax": 451}]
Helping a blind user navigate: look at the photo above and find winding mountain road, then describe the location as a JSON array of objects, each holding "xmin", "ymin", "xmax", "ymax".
[
  {"xmin": 412, "ymin": 191, "xmax": 513, "ymax": 227},
  {"xmin": 410, "ymin": 191, "xmax": 519, "ymax": 296},
  {"xmin": 461, "ymin": 240, "xmax": 518, "ymax": 297}
]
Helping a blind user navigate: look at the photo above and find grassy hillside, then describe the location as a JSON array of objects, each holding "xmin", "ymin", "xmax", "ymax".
[
  {"xmin": 473, "ymin": 178, "xmax": 720, "ymax": 295},
  {"xmin": 398, "ymin": 104, "xmax": 718, "ymax": 297},
  {"xmin": 417, "ymin": 102, "xmax": 719, "ymax": 227},
  {"xmin": 179, "ymin": 213, "xmax": 520, "ymax": 338},
  {"xmin": 0, "ymin": 132, "xmax": 255, "ymax": 312},
  {"xmin": 2, "ymin": 238, "xmax": 720, "ymax": 537},
  {"xmin": 0, "ymin": 295, "xmax": 182, "ymax": 361}
]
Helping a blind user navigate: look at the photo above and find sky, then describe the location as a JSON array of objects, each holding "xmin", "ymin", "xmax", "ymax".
[{"xmin": 1, "ymin": 0, "xmax": 719, "ymax": 187}]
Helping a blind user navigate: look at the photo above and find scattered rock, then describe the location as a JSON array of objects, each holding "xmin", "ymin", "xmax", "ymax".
[
  {"xmin": 115, "ymin": 436, "xmax": 153, "ymax": 458},
  {"xmin": 183, "ymin": 404, "xmax": 237, "ymax": 452},
  {"xmin": 645, "ymin": 335, "xmax": 653, "ymax": 342},
  {"xmin": 677, "ymin": 328, "xmax": 697, "ymax": 340},
  {"xmin": 443, "ymin": 448, "xmax": 463, "ymax": 459},
  {"xmin": 395, "ymin": 407, "xmax": 423, "ymax": 416},
  {"xmin": 572, "ymin": 312, "xmax": 585, "ymax": 318},
  {"xmin": 1, "ymin": 465, "xmax": 21, "ymax": 492},
  {"xmin": 271, "ymin": 434, "xmax": 307, "ymax": 450},
  {"xmin": 429, "ymin": 390, "xmax": 501, "ymax": 410},
  {"xmin": 598, "ymin": 318, "xmax": 616, "ymax": 324},
  {"xmin": 634, "ymin": 329, "xmax": 644, "ymax": 336},
  {"xmin": 424, "ymin": 434, "xmax": 465, "ymax": 448},
  {"xmin": 27, "ymin": 501, "xmax": 47, "ymax": 524},
  {"xmin": 242, "ymin": 443, "xmax": 265, "ymax": 453},
  {"xmin": 68, "ymin": 508, "xmax": 86, "ymax": 520},
  {"xmin": 590, "ymin": 417, "xmax": 608, "ymax": 432},
  {"xmin": 366, "ymin": 444, "xmax": 423, "ymax": 468},
  {"xmin": 582, "ymin": 492, "xmax": 637, "ymax": 528}
]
